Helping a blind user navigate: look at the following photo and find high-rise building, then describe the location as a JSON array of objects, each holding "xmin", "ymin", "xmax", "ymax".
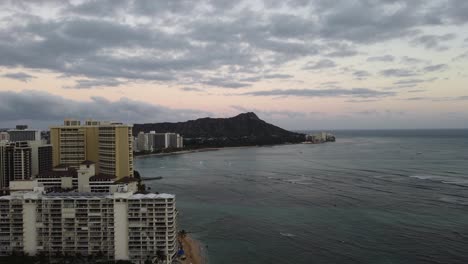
[
  {"xmin": 0, "ymin": 132, "xmax": 9, "ymax": 142},
  {"xmin": 0, "ymin": 188, "xmax": 178, "ymax": 263},
  {"xmin": 147, "ymin": 131, "xmax": 156, "ymax": 152},
  {"xmin": 29, "ymin": 141, "xmax": 53, "ymax": 177},
  {"xmin": 8, "ymin": 125, "xmax": 41, "ymax": 142},
  {"xmin": 177, "ymin": 134, "xmax": 184, "ymax": 148},
  {"xmin": 0, "ymin": 141, "xmax": 52, "ymax": 192},
  {"xmin": 0, "ymin": 144, "xmax": 8, "ymax": 192},
  {"xmin": 165, "ymin": 133, "xmax": 178, "ymax": 148},
  {"xmin": 50, "ymin": 120, "xmax": 133, "ymax": 179},
  {"xmin": 136, "ymin": 132, "xmax": 149, "ymax": 152},
  {"xmin": 154, "ymin": 133, "xmax": 167, "ymax": 149},
  {"xmin": 98, "ymin": 123, "xmax": 133, "ymax": 178},
  {"xmin": 6, "ymin": 142, "xmax": 32, "ymax": 181},
  {"xmin": 0, "ymin": 141, "xmax": 32, "ymax": 192},
  {"xmin": 37, "ymin": 145, "xmax": 53, "ymax": 175}
]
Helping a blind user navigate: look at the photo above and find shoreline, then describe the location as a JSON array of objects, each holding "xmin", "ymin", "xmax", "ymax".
[
  {"xmin": 134, "ymin": 148, "xmax": 221, "ymax": 158},
  {"xmin": 134, "ymin": 143, "xmax": 303, "ymax": 159},
  {"xmin": 178, "ymin": 234, "xmax": 207, "ymax": 264}
]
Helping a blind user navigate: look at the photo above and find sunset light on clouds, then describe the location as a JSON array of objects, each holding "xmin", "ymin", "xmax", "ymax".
[{"xmin": 0, "ymin": 0, "xmax": 467, "ymax": 129}]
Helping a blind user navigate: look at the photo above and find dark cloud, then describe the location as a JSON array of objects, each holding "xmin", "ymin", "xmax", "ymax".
[
  {"xmin": 423, "ymin": 64, "xmax": 448, "ymax": 72},
  {"xmin": 407, "ymin": 89, "xmax": 426, "ymax": 93},
  {"xmin": 263, "ymin": 74, "xmax": 294, "ymax": 79},
  {"xmin": 402, "ymin": 96, "xmax": 468, "ymax": 101},
  {"xmin": 324, "ymin": 43, "xmax": 359, "ymax": 57},
  {"xmin": 400, "ymin": 56, "xmax": 428, "ymax": 64},
  {"xmin": 452, "ymin": 51, "xmax": 468, "ymax": 61},
  {"xmin": 353, "ymin": 70, "xmax": 371, "ymax": 79},
  {"xmin": 0, "ymin": 0, "xmax": 465, "ymax": 89},
  {"xmin": 411, "ymin": 33, "xmax": 456, "ymax": 50},
  {"xmin": 0, "ymin": 90, "xmax": 210, "ymax": 127},
  {"xmin": 367, "ymin": 55, "xmax": 395, "ymax": 62},
  {"xmin": 180, "ymin": 87, "xmax": 204, "ymax": 92},
  {"xmin": 394, "ymin": 79, "xmax": 425, "ymax": 85},
  {"xmin": 2, "ymin": 72, "xmax": 36, "ymax": 82},
  {"xmin": 199, "ymin": 77, "xmax": 251, "ymax": 89},
  {"xmin": 241, "ymin": 88, "xmax": 395, "ymax": 98},
  {"xmin": 230, "ymin": 105, "xmax": 309, "ymax": 119},
  {"xmin": 345, "ymin": 99, "xmax": 379, "ymax": 103},
  {"xmin": 303, "ymin": 59, "xmax": 336, "ymax": 70},
  {"xmin": 65, "ymin": 79, "xmax": 125, "ymax": 89},
  {"xmin": 380, "ymin": 69, "xmax": 418, "ymax": 77}
]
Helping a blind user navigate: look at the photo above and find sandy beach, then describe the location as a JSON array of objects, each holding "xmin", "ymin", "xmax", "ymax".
[{"xmin": 178, "ymin": 235, "xmax": 206, "ymax": 264}]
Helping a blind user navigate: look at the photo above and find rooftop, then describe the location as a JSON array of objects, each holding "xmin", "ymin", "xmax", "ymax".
[
  {"xmin": 114, "ymin": 176, "xmax": 138, "ymax": 184},
  {"xmin": 89, "ymin": 174, "xmax": 116, "ymax": 181},
  {"xmin": 81, "ymin": 160, "xmax": 95, "ymax": 165},
  {"xmin": 0, "ymin": 191, "xmax": 175, "ymax": 200},
  {"xmin": 38, "ymin": 167, "xmax": 77, "ymax": 178}
]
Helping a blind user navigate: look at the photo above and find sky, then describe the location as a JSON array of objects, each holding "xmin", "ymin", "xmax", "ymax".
[{"xmin": 0, "ymin": 0, "xmax": 467, "ymax": 130}]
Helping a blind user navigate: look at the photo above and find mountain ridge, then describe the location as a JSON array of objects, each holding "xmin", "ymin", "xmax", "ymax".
[{"xmin": 133, "ymin": 112, "xmax": 305, "ymax": 146}]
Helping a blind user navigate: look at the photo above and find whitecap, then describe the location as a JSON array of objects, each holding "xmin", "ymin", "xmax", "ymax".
[
  {"xmin": 280, "ymin": 232, "xmax": 296, "ymax": 237},
  {"xmin": 410, "ymin": 175, "xmax": 437, "ymax": 180}
]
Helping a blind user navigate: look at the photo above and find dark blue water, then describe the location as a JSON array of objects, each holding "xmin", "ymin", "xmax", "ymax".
[{"xmin": 135, "ymin": 130, "xmax": 468, "ymax": 264}]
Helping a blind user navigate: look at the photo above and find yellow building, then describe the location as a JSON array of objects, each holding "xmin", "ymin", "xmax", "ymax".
[{"xmin": 50, "ymin": 120, "xmax": 133, "ymax": 179}]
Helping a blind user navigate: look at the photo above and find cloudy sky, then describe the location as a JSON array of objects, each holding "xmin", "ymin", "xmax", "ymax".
[{"xmin": 0, "ymin": 0, "xmax": 467, "ymax": 130}]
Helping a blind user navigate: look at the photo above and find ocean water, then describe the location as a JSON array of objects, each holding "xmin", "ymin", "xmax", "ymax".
[{"xmin": 135, "ymin": 130, "xmax": 468, "ymax": 264}]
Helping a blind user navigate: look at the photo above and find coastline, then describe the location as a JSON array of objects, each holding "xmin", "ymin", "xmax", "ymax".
[
  {"xmin": 179, "ymin": 235, "xmax": 207, "ymax": 264},
  {"xmin": 134, "ymin": 148, "xmax": 221, "ymax": 158},
  {"xmin": 134, "ymin": 143, "xmax": 303, "ymax": 159}
]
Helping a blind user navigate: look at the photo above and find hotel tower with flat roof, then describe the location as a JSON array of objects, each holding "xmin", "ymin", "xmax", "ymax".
[{"xmin": 50, "ymin": 120, "xmax": 133, "ymax": 179}]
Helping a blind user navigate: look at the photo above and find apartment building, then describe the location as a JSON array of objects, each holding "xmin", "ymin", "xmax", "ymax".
[
  {"xmin": 177, "ymin": 134, "xmax": 184, "ymax": 149},
  {"xmin": 29, "ymin": 141, "xmax": 53, "ymax": 177},
  {"xmin": 136, "ymin": 132, "xmax": 149, "ymax": 152},
  {"xmin": 0, "ymin": 188, "xmax": 177, "ymax": 264},
  {"xmin": 50, "ymin": 120, "xmax": 133, "ymax": 179},
  {"xmin": 165, "ymin": 133, "xmax": 178, "ymax": 149},
  {"xmin": 135, "ymin": 132, "xmax": 183, "ymax": 152},
  {"xmin": 7, "ymin": 125, "xmax": 41, "ymax": 142},
  {"xmin": 98, "ymin": 124, "xmax": 134, "ymax": 178},
  {"xmin": 0, "ymin": 132, "xmax": 9, "ymax": 142},
  {"xmin": 2, "ymin": 142, "xmax": 33, "ymax": 182}
]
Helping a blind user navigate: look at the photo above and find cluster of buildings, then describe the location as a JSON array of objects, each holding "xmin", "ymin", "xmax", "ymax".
[
  {"xmin": 304, "ymin": 132, "xmax": 336, "ymax": 144},
  {"xmin": 0, "ymin": 126, "xmax": 53, "ymax": 194},
  {"xmin": 135, "ymin": 131, "xmax": 183, "ymax": 152},
  {"xmin": 0, "ymin": 120, "xmax": 178, "ymax": 264}
]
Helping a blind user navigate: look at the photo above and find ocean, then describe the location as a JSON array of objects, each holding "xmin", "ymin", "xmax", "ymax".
[{"xmin": 135, "ymin": 129, "xmax": 468, "ymax": 264}]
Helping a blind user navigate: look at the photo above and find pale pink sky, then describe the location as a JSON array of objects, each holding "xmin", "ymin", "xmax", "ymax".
[{"xmin": 0, "ymin": 1, "xmax": 467, "ymax": 129}]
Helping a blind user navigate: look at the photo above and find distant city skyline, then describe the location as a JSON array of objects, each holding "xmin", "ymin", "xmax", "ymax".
[{"xmin": 0, "ymin": 0, "xmax": 467, "ymax": 130}]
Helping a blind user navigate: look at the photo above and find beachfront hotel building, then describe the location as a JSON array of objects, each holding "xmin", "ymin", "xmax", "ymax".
[
  {"xmin": 7, "ymin": 125, "xmax": 41, "ymax": 142},
  {"xmin": 0, "ymin": 188, "xmax": 178, "ymax": 263},
  {"xmin": 50, "ymin": 119, "xmax": 133, "ymax": 179},
  {"xmin": 0, "ymin": 142, "xmax": 33, "ymax": 190}
]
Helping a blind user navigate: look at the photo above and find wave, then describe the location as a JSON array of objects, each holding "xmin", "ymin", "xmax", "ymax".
[
  {"xmin": 410, "ymin": 175, "xmax": 438, "ymax": 180},
  {"xmin": 280, "ymin": 232, "xmax": 296, "ymax": 237},
  {"xmin": 410, "ymin": 175, "xmax": 468, "ymax": 187}
]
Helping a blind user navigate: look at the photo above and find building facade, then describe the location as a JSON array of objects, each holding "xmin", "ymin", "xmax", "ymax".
[
  {"xmin": 37, "ymin": 145, "xmax": 53, "ymax": 175},
  {"xmin": 0, "ymin": 142, "xmax": 32, "ymax": 193},
  {"xmin": 153, "ymin": 133, "xmax": 167, "ymax": 149},
  {"xmin": 136, "ymin": 132, "xmax": 149, "ymax": 152},
  {"xmin": 0, "ymin": 132, "xmax": 9, "ymax": 142},
  {"xmin": 0, "ymin": 189, "xmax": 177, "ymax": 264},
  {"xmin": 7, "ymin": 125, "xmax": 41, "ymax": 142},
  {"xmin": 50, "ymin": 120, "xmax": 133, "ymax": 179},
  {"xmin": 165, "ymin": 133, "xmax": 178, "ymax": 149},
  {"xmin": 98, "ymin": 124, "xmax": 134, "ymax": 178},
  {"xmin": 29, "ymin": 141, "xmax": 53, "ymax": 177}
]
